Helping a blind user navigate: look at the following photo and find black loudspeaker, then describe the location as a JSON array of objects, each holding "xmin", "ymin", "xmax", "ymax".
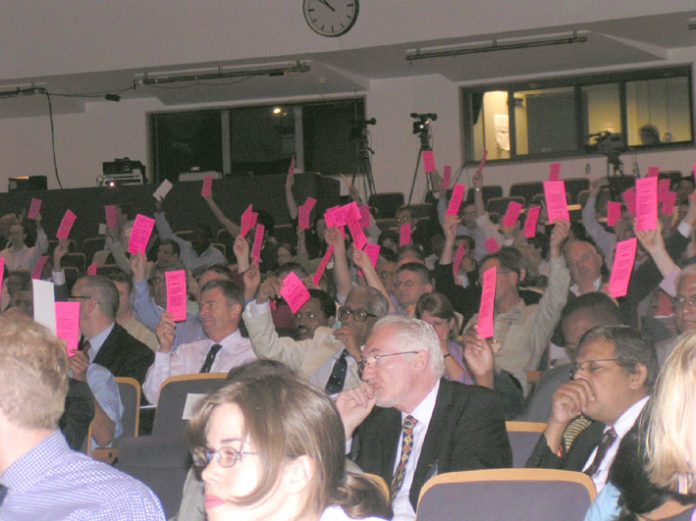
[{"xmin": 8, "ymin": 176, "xmax": 47, "ymax": 191}]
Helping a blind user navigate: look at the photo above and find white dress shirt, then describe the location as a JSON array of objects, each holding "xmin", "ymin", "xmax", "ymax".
[
  {"xmin": 143, "ymin": 329, "xmax": 257, "ymax": 404},
  {"xmin": 392, "ymin": 380, "xmax": 440, "ymax": 521},
  {"xmin": 582, "ymin": 395, "xmax": 649, "ymax": 493}
]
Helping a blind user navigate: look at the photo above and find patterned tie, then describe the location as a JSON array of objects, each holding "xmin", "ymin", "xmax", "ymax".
[
  {"xmin": 199, "ymin": 344, "xmax": 223, "ymax": 373},
  {"xmin": 584, "ymin": 427, "xmax": 617, "ymax": 477},
  {"xmin": 324, "ymin": 349, "xmax": 349, "ymax": 394},
  {"xmin": 0, "ymin": 483, "xmax": 8, "ymax": 505},
  {"xmin": 390, "ymin": 415, "xmax": 418, "ymax": 497}
]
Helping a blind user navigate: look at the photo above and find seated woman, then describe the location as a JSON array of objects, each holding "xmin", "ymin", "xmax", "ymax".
[{"xmin": 188, "ymin": 360, "xmax": 391, "ymax": 521}]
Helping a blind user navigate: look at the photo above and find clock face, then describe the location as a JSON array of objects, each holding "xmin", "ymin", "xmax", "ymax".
[{"xmin": 303, "ymin": 0, "xmax": 359, "ymax": 37}]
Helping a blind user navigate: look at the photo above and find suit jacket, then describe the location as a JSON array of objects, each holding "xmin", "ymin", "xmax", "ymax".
[
  {"xmin": 526, "ymin": 418, "xmax": 605, "ymax": 471},
  {"xmin": 92, "ymin": 323, "xmax": 154, "ymax": 385},
  {"xmin": 351, "ymin": 379, "xmax": 512, "ymax": 509}
]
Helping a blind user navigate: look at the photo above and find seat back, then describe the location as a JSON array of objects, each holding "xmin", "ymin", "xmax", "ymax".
[
  {"xmin": 417, "ymin": 469, "xmax": 596, "ymax": 521},
  {"xmin": 368, "ymin": 192, "xmax": 405, "ymax": 218},
  {"xmin": 510, "ymin": 181, "xmax": 544, "ymax": 204},
  {"xmin": 565, "ymin": 177, "xmax": 590, "ymax": 202},
  {"xmin": 505, "ymin": 420, "xmax": 546, "ymax": 467},
  {"xmin": 465, "ymin": 184, "xmax": 503, "ymax": 204},
  {"xmin": 152, "ymin": 373, "xmax": 229, "ymax": 437},
  {"xmin": 115, "ymin": 377, "xmax": 142, "ymax": 440},
  {"xmin": 485, "ymin": 196, "xmax": 526, "ymax": 216}
]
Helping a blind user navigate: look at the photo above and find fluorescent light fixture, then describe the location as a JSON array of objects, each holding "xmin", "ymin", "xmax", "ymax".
[
  {"xmin": 405, "ymin": 31, "xmax": 588, "ymax": 62},
  {"xmin": 136, "ymin": 61, "xmax": 311, "ymax": 86}
]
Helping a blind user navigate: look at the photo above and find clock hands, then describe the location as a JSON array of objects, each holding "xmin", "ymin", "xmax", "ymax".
[{"xmin": 317, "ymin": 0, "xmax": 335, "ymax": 12}]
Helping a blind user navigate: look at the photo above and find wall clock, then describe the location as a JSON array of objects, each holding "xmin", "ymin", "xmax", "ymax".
[{"xmin": 303, "ymin": 0, "xmax": 359, "ymax": 37}]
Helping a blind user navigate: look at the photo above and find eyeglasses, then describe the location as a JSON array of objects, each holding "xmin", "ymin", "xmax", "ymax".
[
  {"xmin": 674, "ymin": 295, "xmax": 696, "ymax": 309},
  {"xmin": 296, "ymin": 311, "xmax": 317, "ymax": 320},
  {"xmin": 569, "ymin": 358, "xmax": 619, "ymax": 378},
  {"xmin": 567, "ymin": 253, "xmax": 596, "ymax": 270},
  {"xmin": 192, "ymin": 446, "xmax": 256, "ymax": 469},
  {"xmin": 68, "ymin": 294, "xmax": 92, "ymax": 301},
  {"xmin": 337, "ymin": 306, "xmax": 376, "ymax": 323},
  {"xmin": 396, "ymin": 216, "xmax": 412, "ymax": 223},
  {"xmin": 358, "ymin": 350, "xmax": 421, "ymax": 372}
]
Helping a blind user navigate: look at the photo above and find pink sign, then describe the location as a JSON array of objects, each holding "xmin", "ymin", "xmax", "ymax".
[
  {"xmin": 502, "ymin": 201, "xmax": 524, "ymax": 228},
  {"xmin": 658, "ymin": 179, "xmax": 671, "ymax": 202},
  {"xmin": 607, "ymin": 201, "xmax": 622, "ymax": 227},
  {"xmin": 477, "ymin": 266, "xmax": 497, "ymax": 339},
  {"xmin": 347, "ymin": 218, "xmax": 368, "ymax": 251},
  {"xmin": 342, "ymin": 201, "xmax": 362, "ymax": 224},
  {"xmin": 128, "ymin": 214, "xmax": 155, "ymax": 255},
  {"xmin": 359, "ymin": 205, "xmax": 372, "ymax": 228},
  {"xmin": 608, "ymin": 238, "xmax": 638, "ymax": 298},
  {"xmin": 524, "ymin": 206, "xmax": 541, "ymax": 239},
  {"xmin": 87, "ymin": 263, "xmax": 98, "ymax": 276},
  {"xmin": 446, "ymin": 184, "xmax": 467, "ymax": 216},
  {"xmin": 56, "ymin": 210, "xmax": 77, "ymax": 240},
  {"xmin": 453, "ymin": 242, "xmax": 467, "ymax": 274},
  {"xmin": 28, "ymin": 198, "xmax": 42, "ymax": 220},
  {"xmin": 646, "ymin": 166, "xmax": 660, "ymax": 178},
  {"xmin": 166, "ymin": 270, "xmax": 188, "ymax": 322},
  {"xmin": 543, "ymin": 181, "xmax": 570, "ymax": 224},
  {"xmin": 201, "ymin": 175, "xmax": 213, "ymax": 198},
  {"xmin": 622, "ymin": 188, "xmax": 637, "ymax": 217},
  {"xmin": 478, "ymin": 150, "xmax": 488, "ymax": 173},
  {"xmin": 549, "ymin": 163, "xmax": 561, "ymax": 181},
  {"xmin": 280, "ymin": 272, "xmax": 311, "ymax": 314},
  {"xmin": 251, "ymin": 224, "xmax": 265, "ymax": 264},
  {"xmin": 240, "ymin": 205, "xmax": 258, "ymax": 239},
  {"xmin": 693, "ymin": 164, "xmax": 696, "ymax": 184},
  {"xmin": 288, "ymin": 157, "xmax": 296, "ymax": 177},
  {"xmin": 313, "ymin": 246, "xmax": 334, "ymax": 287},
  {"xmin": 399, "ymin": 223, "xmax": 412, "ymax": 247},
  {"xmin": 105, "ymin": 205, "xmax": 118, "ymax": 230},
  {"xmin": 363, "ymin": 243, "xmax": 380, "ymax": 268},
  {"xmin": 55, "ymin": 301, "xmax": 81, "ymax": 358},
  {"xmin": 636, "ymin": 176, "xmax": 658, "ymax": 231},
  {"xmin": 661, "ymin": 191, "xmax": 677, "ymax": 217},
  {"xmin": 0, "ymin": 258, "xmax": 4, "ymax": 291},
  {"xmin": 484, "ymin": 237, "xmax": 500, "ymax": 254},
  {"xmin": 441, "ymin": 165, "xmax": 452, "ymax": 190},
  {"xmin": 298, "ymin": 198, "xmax": 318, "ymax": 230},
  {"xmin": 32, "ymin": 256, "xmax": 49, "ymax": 280},
  {"xmin": 422, "ymin": 150, "xmax": 436, "ymax": 173}
]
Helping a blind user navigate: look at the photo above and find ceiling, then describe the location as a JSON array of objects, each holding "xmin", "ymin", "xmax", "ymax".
[{"xmin": 0, "ymin": 10, "xmax": 695, "ymax": 119}]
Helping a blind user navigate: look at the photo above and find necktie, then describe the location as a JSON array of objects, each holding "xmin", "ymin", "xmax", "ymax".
[
  {"xmin": 584, "ymin": 427, "xmax": 617, "ymax": 477},
  {"xmin": 391, "ymin": 415, "xmax": 418, "ymax": 497},
  {"xmin": 324, "ymin": 349, "xmax": 350, "ymax": 394},
  {"xmin": 199, "ymin": 344, "xmax": 223, "ymax": 373},
  {"xmin": 0, "ymin": 483, "xmax": 8, "ymax": 505}
]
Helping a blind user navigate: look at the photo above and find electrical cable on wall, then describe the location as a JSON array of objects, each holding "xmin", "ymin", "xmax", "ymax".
[{"xmin": 43, "ymin": 90, "xmax": 63, "ymax": 190}]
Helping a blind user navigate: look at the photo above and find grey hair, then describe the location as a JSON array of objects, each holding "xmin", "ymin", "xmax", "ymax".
[
  {"xmin": 347, "ymin": 286, "xmax": 389, "ymax": 319},
  {"xmin": 370, "ymin": 315, "xmax": 445, "ymax": 377},
  {"xmin": 77, "ymin": 275, "xmax": 119, "ymax": 319}
]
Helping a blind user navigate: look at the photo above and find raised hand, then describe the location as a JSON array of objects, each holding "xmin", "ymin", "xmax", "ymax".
[
  {"xmin": 242, "ymin": 262, "xmax": 261, "ymax": 302},
  {"xmin": 130, "ymin": 253, "xmax": 148, "ymax": 282},
  {"xmin": 155, "ymin": 312, "xmax": 177, "ymax": 354},
  {"xmin": 256, "ymin": 275, "xmax": 281, "ymax": 304},
  {"xmin": 549, "ymin": 219, "xmax": 570, "ymax": 258}
]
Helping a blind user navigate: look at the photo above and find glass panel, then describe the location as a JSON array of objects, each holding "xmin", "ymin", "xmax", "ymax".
[
  {"xmin": 582, "ymin": 83, "xmax": 621, "ymax": 146},
  {"xmin": 479, "ymin": 91, "xmax": 509, "ymax": 160},
  {"xmin": 626, "ymin": 76, "xmax": 692, "ymax": 146},
  {"xmin": 513, "ymin": 87, "xmax": 577, "ymax": 155}
]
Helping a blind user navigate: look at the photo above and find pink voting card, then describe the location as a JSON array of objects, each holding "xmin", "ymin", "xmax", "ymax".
[
  {"xmin": 0, "ymin": 258, "xmax": 4, "ymax": 291},
  {"xmin": 55, "ymin": 301, "xmax": 81, "ymax": 358},
  {"xmin": 693, "ymin": 164, "xmax": 696, "ymax": 184},
  {"xmin": 56, "ymin": 210, "xmax": 77, "ymax": 240},
  {"xmin": 447, "ymin": 184, "xmax": 467, "ymax": 216},
  {"xmin": 201, "ymin": 175, "xmax": 213, "ymax": 198},
  {"xmin": 484, "ymin": 237, "xmax": 500, "ymax": 254},
  {"xmin": 524, "ymin": 206, "xmax": 541, "ymax": 239},
  {"xmin": 478, "ymin": 150, "xmax": 488, "ymax": 173},
  {"xmin": 324, "ymin": 208, "xmax": 346, "ymax": 239},
  {"xmin": 549, "ymin": 163, "xmax": 561, "ymax": 181},
  {"xmin": 661, "ymin": 191, "xmax": 677, "ymax": 217},
  {"xmin": 636, "ymin": 176, "xmax": 658, "ymax": 231},
  {"xmin": 363, "ymin": 243, "xmax": 380, "ymax": 268},
  {"xmin": 128, "ymin": 214, "xmax": 155, "ymax": 255},
  {"xmin": 28, "ymin": 198, "xmax": 42, "ymax": 220},
  {"xmin": 646, "ymin": 166, "xmax": 660, "ymax": 178},
  {"xmin": 105, "ymin": 205, "xmax": 118, "ymax": 230},
  {"xmin": 166, "ymin": 270, "xmax": 188, "ymax": 322},
  {"xmin": 280, "ymin": 272, "xmax": 311, "ymax": 314},
  {"xmin": 347, "ymin": 218, "xmax": 368, "ymax": 251},
  {"xmin": 608, "ymin": 238, "xmax": 637, "ymax": 298},
  {"xmin": 441, "ymin": 165, "xmax": 452, "ymax": 190},
  {"xmin": 658, "ymin": 179, "xmax": 671, "ymax": 202},
  {"xmin": 502, "ymin": 201, "xmax": 524, "ymax": 228},
  {"xmin": 298, "ymin": 198, "xmax": 318, "ymax": 230},
  {"xmin": 87, "ymin": 263, "xmax": 98, "ymax": 276},
  {"xmin": 359, "ymin": 205, "xmax": 372, "ymax": 228},
  {"xmin": 288, "ymin": 157, "xmax": 296, "ymax": 177},
  {"xmin": 607, "ymin": 201, "xmax": 623, "ymax": 227},
  {"xmin": 422, "ymin": 150, "xmax": 436, "ymax": 173},
  {"xmin": 342, "ymin": 201, "xmax": 362, "ymax": 224},
  {"xmin": 543, "ymin": 181, "xmax": 570, "ymax": 224},
  {"xmin": 399, "ymin": 223, "xmax": 412, "ymax": 247},
  {"xmin": 251, "ymin": 224, "xmax": 265, "ymax": 264},
  {"xmin": 453, "ymin": 242, "xmax": 467, "ymax": 274},
  {"xmin": 477, "ymin": 266, "xmax": 497, "ymax": 339},
  {"xmin": 313, "ymin": 246, "xmax": 334, "ymax": 287},
  {"xmin": 622, "ymin": 188, "xmax": 637, "ymax": 217},
  {"xmin": 32, "ymin": 256, "xmax": 49, "ymax": 280},
  {"xmin": 240, "ymin": 205, "xmax": 258, "ymax": 239}
]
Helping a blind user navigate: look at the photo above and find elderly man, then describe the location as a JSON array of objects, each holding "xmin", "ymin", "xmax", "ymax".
[
  {"xmin": 526, "ymin": 325, "xmax": 657, "ymax": 493},
  {"xmin": 0, "ymin": 315, "xmax": 165, "ymax": 519},
  {"xmin": 564, "ymin": 240, "xmax": 604, "ymax": 296},
  {"xmin": 143, "ymin": 279, "xmax": 256, "ymax": 405},
  {"xmin": 338, "ymin": 316, "xmax": 511, "ymax": 521},
  {"xmin": 655, "ymin": 264, "xmax": 696, "ymax": 365}
]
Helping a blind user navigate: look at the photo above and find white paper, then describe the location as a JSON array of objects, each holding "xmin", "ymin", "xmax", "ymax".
[
  {"xmin": 32, "ymin": 279, "xmax": 56, "ymax": 333},
  {"xmin": 98, "ymin": 223, "xmax": 106, "ymax": 235},
  {"xmin": 153, "ymin": 179, "xmax": 174, "ymax": 202},
  {"xmin": 182, "ymin": 393, "xmax": 207, "ymax": 420}
]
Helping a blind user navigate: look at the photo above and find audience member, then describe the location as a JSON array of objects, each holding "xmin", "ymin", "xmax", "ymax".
[
  {"xmin": 393, "ymin": 263, "xmax": 432, "ymax": 317},
  {"xmin": 0, "ymin": 216, "xmax": 48, "ymax": 272},
  {"xmin": 107, "ymin": 269, "xmax": 159, "ymax": 351}
]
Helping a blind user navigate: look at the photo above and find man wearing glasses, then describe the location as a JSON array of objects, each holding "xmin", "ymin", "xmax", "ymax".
[
  {"xmin": 242, "ymin": 264, "xmax": 389, "ymax": 394},
  {"xmin": 526, "ymin": 325, "xmax": 657, "ymax": 493}
]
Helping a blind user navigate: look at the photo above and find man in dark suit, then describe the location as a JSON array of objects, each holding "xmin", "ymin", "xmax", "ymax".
[
  {"xmin": 72, "ymin": 275, "xmax": 154, "ymax": 384},
  {"xmin": 526, "ymin": 325, "xmax": 657, "ymax": 494},
  {"xmin": 337, "ymin": 316, "xmax": 511, "ymax": 521}
]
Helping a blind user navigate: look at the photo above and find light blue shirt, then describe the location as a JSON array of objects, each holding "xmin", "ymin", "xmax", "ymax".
[
  {"xmin": 87, "ymin": 363, "xmax": 124, "ymax": 446},
  {"xmin": 584, "ymin": 481, "xmax": 621, "ymax": 521},
  {"xmin": 86, "ymin": 323, "xmax": 115, "ymax": 363}
]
